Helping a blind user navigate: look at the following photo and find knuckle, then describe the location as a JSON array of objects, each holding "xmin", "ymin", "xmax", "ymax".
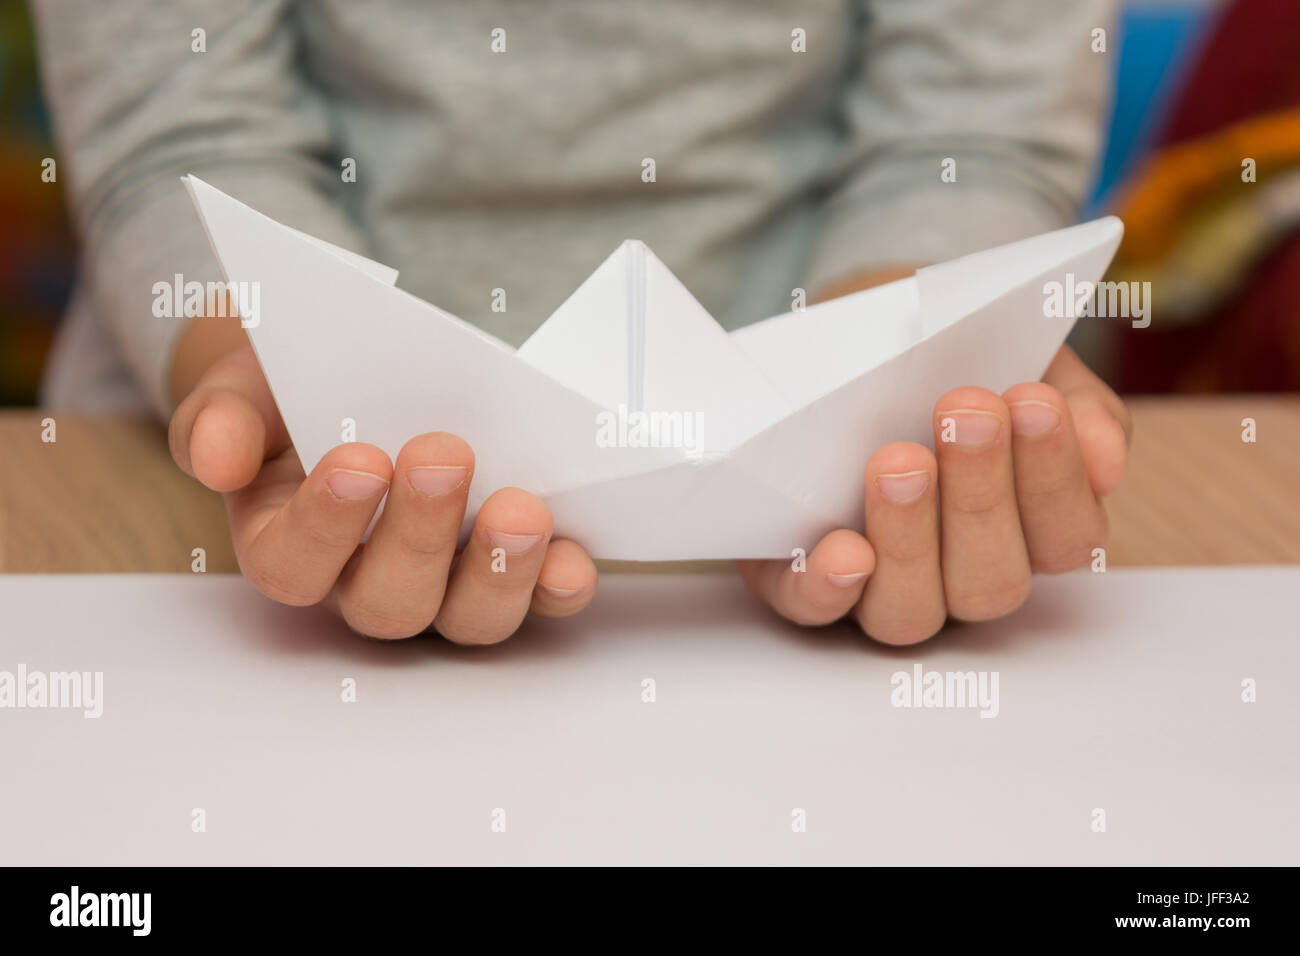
[
  {"xmin": 340, "ymin": 601, "xmax": 429, "ymax": 640},
  {"xmin": 945, "ymin": 576, "xmax": 1032, "ymax": 622},
  {"xmin": 946, "ymin": 484, "xmax": 1012, "ymax": 519},
  {"xmin": 857, "ymin": 607, "xmax": 947, "ymax": 646},
  {"xmin": 783, "ymin": 595, "xmax": 855, "ymax": 628},
  {"xmin": 1031, "ymin": 548, "xmax": 1091, "ymax": 575},
  {"xmin": 874, "ymin": 533, "xmax": 937, "ymax": 567},
  {"xmin": 1016, "ymin": 470, "xmax": 1078, "ymax": 505},
  {"xmin": 433, "ymin": 619, "xmax": 516, "ymax": 646},
  {"xmin": 241, "ymin": 562, "xmax": 327, "ymax": 607},
  {"xmin": 394, "ymin": 528, "xmax": 457, "ymax": 562},
  {"xmin": 478, "ymin": 563, "xmax": 536, "ymax": 592},
  {"xmin": 1031, "ymin": 516, "xmax": 1109, "ymax": 575},
  {"xmin": 301, "ymin": 518, "xmax": 363, "ymax": 554}
]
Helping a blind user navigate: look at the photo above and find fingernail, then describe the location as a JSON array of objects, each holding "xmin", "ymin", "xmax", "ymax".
[
  {"xmin": 826, "ymin": 571, "xmax": 869, "ymax": 588},
  {"xmin": 1009, "ymin": 400, "xmax": 1062, "ymax": 438},
  {"xmin": 407, "ymin": 465, "xmax": 468, "ymax": 497},
  {"xmin": 538, "ymin": 581, "xmax": 582, "ymax": 597},
  {"xmin": 940, "ymin": 409, "xmax": 1002, "ymax": 447},
  {"xmin": 325, "ymin": 469, "xmax": 389, "ymax": 500},
  {"xmin": 875, "ymin": 470, "xmax": 931, "ymax": 503},
  {"xmin": 486, "ymin": 529, "xmax": 545, "ymax": 554}
]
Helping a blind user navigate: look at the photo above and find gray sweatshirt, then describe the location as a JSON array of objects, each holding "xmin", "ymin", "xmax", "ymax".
[{"xmin": 31, "ymin": 0, "xmax": 1114, "ymax": 417}]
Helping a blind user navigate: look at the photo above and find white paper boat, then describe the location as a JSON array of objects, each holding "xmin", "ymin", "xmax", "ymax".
[{"xmin": 185, "ymin": 176, "xmax": 1122, "ymax": 560}]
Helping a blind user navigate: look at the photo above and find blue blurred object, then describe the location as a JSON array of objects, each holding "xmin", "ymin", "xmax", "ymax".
[{"xmin": 1084, "ymin": 0, "xmax": 1219, "ymax": 216}]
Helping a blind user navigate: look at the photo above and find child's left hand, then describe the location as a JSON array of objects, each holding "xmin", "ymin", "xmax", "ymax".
[{"xmin": 738, "ymin": 344, "xmax": 1131, "ymax": 644}]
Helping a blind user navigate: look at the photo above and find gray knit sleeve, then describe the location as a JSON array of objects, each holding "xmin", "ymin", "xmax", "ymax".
[
  {"xmin": 804, "ymin": 0, "xmax": 1117, "ymax": 292},
  {"xmin": 31, "ymin": 0, "xmax": 367, "ymax": 417}
]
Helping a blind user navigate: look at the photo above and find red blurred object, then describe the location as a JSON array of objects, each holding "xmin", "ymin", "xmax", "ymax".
[{"xmin": 1113, "ymin": 0, "xmax": 1300, "ymax": 393}]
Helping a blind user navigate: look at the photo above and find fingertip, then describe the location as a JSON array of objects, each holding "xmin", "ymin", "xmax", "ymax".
[
  {"xmin": 1070, "ymin": 395, "xmax": 1129, "ymax": 497},
  {"xmin": 767, "ymin": 529, "xmax": 874, "ymax": 626},
  {"xmin": 538, "ymin": 538, "xmax": 597, "ymax": 588},
  {"xmin": 312, "ymin": 443, "xmax": 394, "ymax": 501},
  {"xmin": 861, "ymin": 617, "xmax": 946, "ymax": 648},
  {"xmin": 532, "ymin": 539, "xmax": 598, "ymax": 617},
  {"xmin": 478, "ymin": 487, "xmax": 554, "ymax": 537},
  {"xmin": 933, "ymin": 389, "xmax": 1009, "ymax": 451},
  {"xmin": 189, "ymin": 392, "xmax": 266, "ymax": 492},
  {"xmin": 865, "ymin": 441, "xmax": 937, "ymax": 486},
  {"xmin": 1002, "ymin": 381, "xmax": 1067, "ymax": 412},
  {"xmin": 1086, "ymin": 415, "xmax": 1129, "ymax": 497},
  {"xmin": 934, "ymin": 386, "xmax": 1005, "ymax": 416},
  {"xmin": 395, "ymin": 431, "xmax": 476, "ymax": 473},
  {"xmin": 394, "ymin": 432, "xmax": 474, "ymax": 500},
  {"xmin": 811, "ymin": 528, "xmax": 875, "ymax": 582}
]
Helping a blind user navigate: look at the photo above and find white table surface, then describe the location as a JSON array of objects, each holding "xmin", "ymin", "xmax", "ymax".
[{"xmin": 1, "ymin": 568, "xmax": 1296, "ymax": 865}]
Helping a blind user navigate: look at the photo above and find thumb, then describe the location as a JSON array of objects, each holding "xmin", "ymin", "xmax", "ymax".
[{"xmin": 168, "ymin": 346, "xmax": 290, "ymax": 492}]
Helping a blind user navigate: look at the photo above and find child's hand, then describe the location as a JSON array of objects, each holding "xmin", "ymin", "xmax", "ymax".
[
  {"xmin": 168, "ymin": 346, "xmax": 598, "ymax": 642},
  {"xmin": 738, "ymin": 345, "xmax": 1131, "ymax": 644}
]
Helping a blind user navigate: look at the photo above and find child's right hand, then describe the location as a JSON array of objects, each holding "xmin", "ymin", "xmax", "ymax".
[{"xmin": 167, "ymin": 346, "xmax": 598, "ymax": 642}]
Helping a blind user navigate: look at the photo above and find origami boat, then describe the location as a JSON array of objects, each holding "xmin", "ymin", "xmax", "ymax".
[{"xmin": 186, "ymin": 176, "xmax": 1122, "ymax": 560}]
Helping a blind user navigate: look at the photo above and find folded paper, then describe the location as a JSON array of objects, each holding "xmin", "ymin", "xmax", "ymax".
[{"xmin": 185, "ymin": 175, "xmax": 1123, "ymax": 560}]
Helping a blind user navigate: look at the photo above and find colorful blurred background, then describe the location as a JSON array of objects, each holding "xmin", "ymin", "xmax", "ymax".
[
  {"xmin": 0, "ymin": 1, "xmax": 73, "ymax": 405},
  {"xmin": 1, "ymin": 0, "xmax": 1296, "ymax": 406}
]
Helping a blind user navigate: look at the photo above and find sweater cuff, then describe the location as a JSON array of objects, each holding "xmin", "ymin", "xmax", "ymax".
[{"xmin": 804, "ymin": 174, "xmax": 1075, "ymax": 297}]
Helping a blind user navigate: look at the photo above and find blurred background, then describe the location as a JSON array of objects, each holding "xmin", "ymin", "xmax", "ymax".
[{"xmin": 1, "ymin": 0, "xmax": 1296, "ymax": 406}]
